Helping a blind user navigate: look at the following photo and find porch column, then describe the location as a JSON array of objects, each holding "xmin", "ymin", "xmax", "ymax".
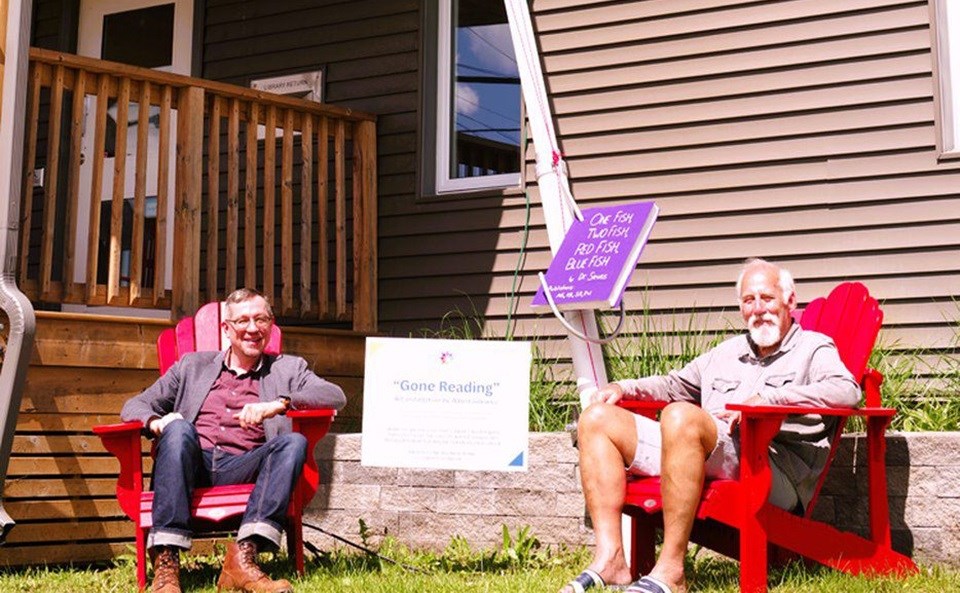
[
  {"xmin": 172, "ymin": 86, "xmax": 204, "ymax": 319},
  {"xmin": 351, "ymin": 119, "xmax": 377, "ymax": 332},
  {"xmin": 0, "ymin": 0, "xmax": 37, "ymax": 543}
]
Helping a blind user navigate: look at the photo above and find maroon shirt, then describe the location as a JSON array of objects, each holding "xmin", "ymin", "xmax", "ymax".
[{"xmin": 195, "ymin": 362, "xmax": 265, "ymax": 455}]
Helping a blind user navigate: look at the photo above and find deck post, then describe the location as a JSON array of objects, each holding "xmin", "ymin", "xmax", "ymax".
[
  {"xmin": 351, "ymin": 119, "xmax": 377, "ymax": 332},
  {"xmin": 172, "ymin": 86, "xmax": 204, "ymax": 319}
]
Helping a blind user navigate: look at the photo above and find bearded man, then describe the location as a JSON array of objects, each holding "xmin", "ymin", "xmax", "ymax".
[{"xmin": 561, "ymin": 258, "xmax": 860, "ymax": 593}]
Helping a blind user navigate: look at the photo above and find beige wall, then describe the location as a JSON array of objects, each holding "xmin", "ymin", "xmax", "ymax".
[
  {"xmin": 381, "ymin": 1, "xmax": 960, "ymax": 367},
  {"xmin": 195, "ymin": 1, "xmax": 958, "ymax": 362},
  {"xmin": 517, "ymin": 0, "xmax": 959, "ymax": 358}
]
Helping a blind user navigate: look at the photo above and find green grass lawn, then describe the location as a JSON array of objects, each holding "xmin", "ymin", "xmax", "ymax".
[{"xmin": 1, "ymin": 540, "xmax": 958, "ymax": 593}]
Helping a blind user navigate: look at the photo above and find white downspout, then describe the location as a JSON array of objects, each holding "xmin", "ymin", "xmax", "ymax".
[{"xmin": 0, "ymin": 0, "xmax": 36, "ymax": 543}]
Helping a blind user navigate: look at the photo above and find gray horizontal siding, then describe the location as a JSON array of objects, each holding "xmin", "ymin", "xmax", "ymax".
[
  {"xmin": 196, "ymin": 0, "xmax": 957, "ymax": 357},
  {"xmin": 374, "ymin": 0, "xmax": 959, "ymax": 361}
]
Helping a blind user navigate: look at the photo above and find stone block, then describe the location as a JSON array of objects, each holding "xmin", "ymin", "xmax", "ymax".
[
  {"xmin": 455, "ymin": 463, "xmax": 576, "ymax": 491},
  {"xmin": 810, "ymin": 495, "xmax": 835, "ymax": 523},
  {"xmin": 325, "ymin": 459, "xmax": 399, "ymax": 485},
  {"xmin": 301, "ymin": 508, "xmax": 400, "ymax": 549},
  {"xmin": 380, "ymin": 485, "xmax": 438, "ymax": 512},
  {"xmin": 314, "ymin": 483, "xmax": 381, "ymax": 511},
  {"xmin": 932, "ymin": 466, "xmax": 960, "ymax": 497},
  {"xmin": 495, "ymin": 488, "xmax": 557, "ymax": 516},
  {"xmin": 899, "ymin": 465, "xmax": 941, "ymax": 498},
  {"xmin": 432, "ymin": 488, "xmax": 498, "ymax": 515},
  {"xmin": 316, "ymin": 433, "xmax": 362, "ymax": 461},
  {"xmin": 903, "ymin": 497, "xmax": 960, "ymax": 529},
  {"xmin": 830, "ymin": 437, "xmax": 856, "ymax": 467},
  {"xmin": 556, "ymin": 492, "xmax": 587, "ymax": 518},
  {"xmin": 882, "ymin": 433, "xmax": 912, "ymax": 467},
  {"xmin": 398, "ymin": 467, "xmax": 457, "ymax": 487},
  {"xmin": 908, "ymin": 527, "xmax": 942, "ymax": 563},
  {"xmin": 941, "ymin": 527, "xmax": 960, "ymax": 563},
  {"xmin": 905, "ymin": 432, "xmax": 960, "ymax": 466},
  {"xmin": 529, "ymin": 432, "xmax": 579, "ymax": 464}
]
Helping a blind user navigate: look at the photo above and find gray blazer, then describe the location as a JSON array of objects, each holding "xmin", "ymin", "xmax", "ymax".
[{"xmin": 121, "ymin": 350, "xmax": 346, "ymax": 441}]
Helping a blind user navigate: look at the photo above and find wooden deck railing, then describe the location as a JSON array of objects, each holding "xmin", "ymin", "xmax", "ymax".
[{"xmin": 18, "ymin": 48, "xmax": 377, "ymax": 331}]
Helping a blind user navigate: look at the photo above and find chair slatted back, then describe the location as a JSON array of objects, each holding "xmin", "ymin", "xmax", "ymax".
[
  {"xmin": 157, "ymin": 302, "xmax": 283, "ymax": 374},
  {"xmin": 798, "ymin": 282, "xmax": 882, "ymax": 391},
  {"xmin": 796, "ymin": 281, "xmax": 882, "ymax": 516}
]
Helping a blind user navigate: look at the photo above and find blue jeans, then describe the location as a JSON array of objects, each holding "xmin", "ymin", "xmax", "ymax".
[{"xmin": 147, "ymin": 418, "xmax": 307, "ymax": 551}]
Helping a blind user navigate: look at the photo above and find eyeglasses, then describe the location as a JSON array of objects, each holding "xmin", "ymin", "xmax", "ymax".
[{"xmin": 224, "ymin": 315, "xmax": 274, "ymax": 330}]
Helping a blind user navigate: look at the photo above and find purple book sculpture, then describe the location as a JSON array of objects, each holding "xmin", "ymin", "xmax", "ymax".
[{"xmin": 532, "ymin": 201, "xmax": 658, "ymax": 311}]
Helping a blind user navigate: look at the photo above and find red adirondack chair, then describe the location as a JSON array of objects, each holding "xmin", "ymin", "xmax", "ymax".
[
  {"xmin": 93, "ymin": 302, "xmax": 336, "ymax": 589},
  {"xmin": 618, "ymin": 282, "xmax": 918, "ymax": 593}
]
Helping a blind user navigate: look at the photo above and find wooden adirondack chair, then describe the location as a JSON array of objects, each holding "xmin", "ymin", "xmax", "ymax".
[
  {"xmin": 93, "ymin": 302, "xmax": 336, "ymax": 589},
  {"xmin": 618, "ymin": 282, "xmax": 918, "ymax": 593}
]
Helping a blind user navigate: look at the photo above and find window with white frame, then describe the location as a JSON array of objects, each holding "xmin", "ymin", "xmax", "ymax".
[
  {"xmin": 933, "ymin": 0, "xmax": 960, "ymax": 155},
  {"xmin": 423, "ymin": 0, "xmax": 522, "ymax": 195}
]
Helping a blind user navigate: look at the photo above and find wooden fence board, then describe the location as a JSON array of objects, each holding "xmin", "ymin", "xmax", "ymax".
[{"xmin": 4, "ymin": 498, "xmax": 123, "ymax": 521}]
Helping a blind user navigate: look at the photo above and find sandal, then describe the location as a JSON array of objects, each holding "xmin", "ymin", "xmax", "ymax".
[
  {"xmin": 625, "ymin": 575, "xmax": 674, "ymax": 593},
  {"xmin": 565, "ymin": 569, "xmax": 606, "ymax": 593}
]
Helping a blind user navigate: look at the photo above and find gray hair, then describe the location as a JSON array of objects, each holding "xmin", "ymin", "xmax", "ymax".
[
  {"xmin": 224, "ymin": 287, "xmax": 274, "ymax": 318},
  {"xmin": 735, "ymin": 258, "xmax": 795, "ymax": 302}
]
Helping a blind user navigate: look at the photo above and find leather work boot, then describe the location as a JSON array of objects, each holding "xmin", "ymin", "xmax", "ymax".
[
  {"xmin": 217, "ymin": 539, "xmax": 294, "ymax": 593},
  {"xmin": 149, "ymin": 545, "xmax": 182, "ymax": 593}
]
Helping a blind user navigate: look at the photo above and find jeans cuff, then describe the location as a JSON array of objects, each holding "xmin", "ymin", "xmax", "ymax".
[
  {"xmin": 238, "ymin": 521, "xmax": 282, "ymax": 550},
  {"xmin": 148, "ymin": 530, "xmax": 192, "ymax": 550}
]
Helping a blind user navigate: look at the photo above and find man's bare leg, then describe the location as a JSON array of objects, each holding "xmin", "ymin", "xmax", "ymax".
[
  {"xmin": 645, "ymin": 402, "xmax": 719, "ymax": 593},
  {"xmin": 559, "ymin": 403, "xmax": 639, "ymax": 592}
]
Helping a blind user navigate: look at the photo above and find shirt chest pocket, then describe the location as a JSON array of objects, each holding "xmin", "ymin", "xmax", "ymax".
[
  {"xmin": 764, "ymin": 373, "xmax": 796, "ymax": 388},
  {"xmin": 711, "ymin": 378, "xmax": 741, "ymax": 394}
]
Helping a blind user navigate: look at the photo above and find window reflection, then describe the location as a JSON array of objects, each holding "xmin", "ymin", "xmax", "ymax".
[{"xmin": 451, "ymin": 1, "xmax": 521, "ymax": 180}]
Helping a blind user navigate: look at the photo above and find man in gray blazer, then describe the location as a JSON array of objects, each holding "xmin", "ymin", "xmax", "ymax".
[{"xmin": 122, "ymin": 288, "xmax": 346, "ymax": 593}]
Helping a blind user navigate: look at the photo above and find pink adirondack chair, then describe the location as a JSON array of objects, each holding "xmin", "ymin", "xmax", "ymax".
[
  {"xmin": 618, "ymin": 282, "xmax": 918, "ymax": 592},
  {"xmin": 93, "ymin": 302, "xmax": 336, "ymax": 589}
]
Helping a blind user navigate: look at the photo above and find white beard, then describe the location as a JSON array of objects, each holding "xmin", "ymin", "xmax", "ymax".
[{"xmin": 749, "ymin": 314, "xmax": 782, "ymax": 349}]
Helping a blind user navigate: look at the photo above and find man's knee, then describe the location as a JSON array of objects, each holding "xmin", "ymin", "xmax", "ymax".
[
  {"xmin": 274, "ymin": 432, "xmax": 308, "ymax": 464},
  {"xmin": 577, "ymin": 402, "xmax": 626, "ymax": 441},
  {"xmin": 660, "ymin": 402, "xmax": 715, "ymax": 447},
  {"xmin": 156, "ymin": 419, "xmax": 199, "ymax": 453}
]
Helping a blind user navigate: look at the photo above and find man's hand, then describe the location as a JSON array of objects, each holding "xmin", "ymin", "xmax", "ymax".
[
  {"xmin": 234, "ymin": 400, "xmax": 287, "ymax": 429},
  {"xmin": 591, "ymin": 383, "xmax": 625, "ymax": 406},
  {"xmin": 715, "ymin": 394, "xmax": 765, "ymax": 434},
  {"xmin": 148, "ymin": 412, "xmax": 183, "ymax": 436}
]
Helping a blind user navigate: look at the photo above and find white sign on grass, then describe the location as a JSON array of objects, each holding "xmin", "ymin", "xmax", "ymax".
[{"xmin": 361, "ymin": 337, "xmax": 531, "ymax": 472}]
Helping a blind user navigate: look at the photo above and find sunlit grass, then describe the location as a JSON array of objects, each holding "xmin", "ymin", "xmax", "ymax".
[{"xmin": 1, "ymin": 540, "xmax": 957, "ymax": 593}]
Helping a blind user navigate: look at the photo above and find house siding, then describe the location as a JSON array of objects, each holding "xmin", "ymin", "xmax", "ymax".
[
  {"xmin": 511, "ymin": 0, "xmax": 960, "ymax": 360},
  {"xmin": 198, "ymin": 0, "xmax": 959, "ymax": 358},
  {"xmin": 397, "ymin": 0, "xmax": 959, "ymax": 361},
  {"xmin": 23, "ymin": 0, "xmax": 958, "ymax": 366}
]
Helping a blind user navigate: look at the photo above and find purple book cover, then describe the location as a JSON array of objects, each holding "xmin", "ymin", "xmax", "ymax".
[{"xmin": 531, "ymin": 201, "xmax": 658, "ymax": 311}]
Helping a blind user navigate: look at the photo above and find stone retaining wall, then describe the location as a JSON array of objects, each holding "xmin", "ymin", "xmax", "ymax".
[{"xmin": 305, "ymin": 432, "xmax": 960, "ymax": 568}]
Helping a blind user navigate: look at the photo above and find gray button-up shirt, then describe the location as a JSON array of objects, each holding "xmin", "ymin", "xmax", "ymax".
[{"xmin": 616, "ymin": 323, "xmax": 860, "ymax": 508}]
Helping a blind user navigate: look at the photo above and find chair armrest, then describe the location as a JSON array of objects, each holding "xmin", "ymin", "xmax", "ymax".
[
  {"xmin": 616, "ymin": 400, "xmax": 668, "ymax": 419},
  {"xmin": 92, "ymin": 421, "xmax": 146, "ymax": 521},
  {"xmin": 287, "ymin": 408, "xmax": 337, "ymax": 506},
  {"xmin": 726, "ymin": 403, "xmax": 895, "ymax": 419}
]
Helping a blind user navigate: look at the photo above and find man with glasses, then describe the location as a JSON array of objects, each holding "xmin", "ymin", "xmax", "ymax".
[{"xmin": 121, "ymin": 288, "xmax": 346, "ymax": 593}]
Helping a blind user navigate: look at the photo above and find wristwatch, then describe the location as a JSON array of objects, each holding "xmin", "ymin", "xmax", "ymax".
[{"xmin": 277, "ymin": 396, "xmax": 291, "ymax": 415}]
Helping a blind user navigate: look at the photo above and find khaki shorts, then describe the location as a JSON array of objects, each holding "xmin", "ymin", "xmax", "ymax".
[{"xmin": 628, "ymin": 412, "xmax": 799, "ymax": 511}]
